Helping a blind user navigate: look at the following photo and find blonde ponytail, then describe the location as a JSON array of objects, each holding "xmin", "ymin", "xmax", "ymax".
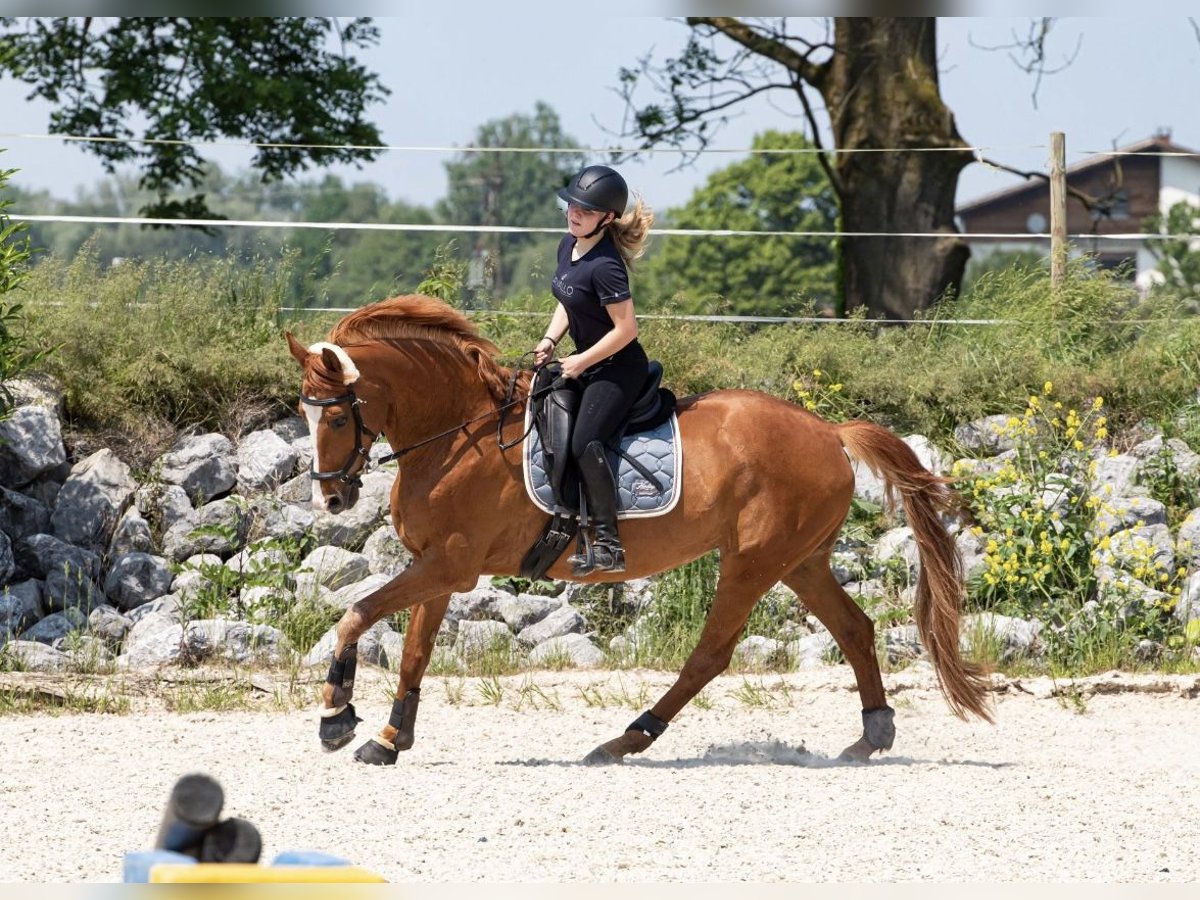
[{"xmin": 608, "ymin": 194, "xmax": 653, "ymax": 267}]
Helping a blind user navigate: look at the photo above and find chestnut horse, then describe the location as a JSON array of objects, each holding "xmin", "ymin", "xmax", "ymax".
[{"xmin": 286, "ymin": 295, "xmax": 991, "ymax": 766}]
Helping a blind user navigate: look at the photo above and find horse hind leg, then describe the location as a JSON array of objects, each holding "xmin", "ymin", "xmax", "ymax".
[
  {"xmin": 583, "ymin": 559, "xmax": 776, "ymax": 766},
  {"xmin": 353, "ymin": 593, "xmax": 451, "ymax": 766},
  {"xmin": 782, "ymin": 556, "xmax": 893, "ymax": 761}
]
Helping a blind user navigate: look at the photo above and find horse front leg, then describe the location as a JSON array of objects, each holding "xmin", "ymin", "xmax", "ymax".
[
  {"xmin": 351, "ymin": 594, "xmax": 451, "ymax": 766},
  {"xmin": 318, "ymin": 547, "xmax": 478, "ymax": 757}
]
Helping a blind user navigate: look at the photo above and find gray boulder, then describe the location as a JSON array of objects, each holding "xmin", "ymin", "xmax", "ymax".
[
  {"xmin": 1, "ymin": 639, "xmax": 69, "ymax": 672},
  {"xmin": 50, "ymin": 449, "xmax": 138, "ymax": 549},
  {"xmin": 183, "ymin": 618, "xmax": 290, "ymax": 664},
  {"xmin": 88, "ymin": 604, "xmax": 133, "ymax": 645},
  {"xmin": 236, "ymin": 429, "xmax": 299, "ymax": 494},
  {"xmin": 455, "ymin": 620, "xmax": 512, "ymax": 657},
  {"xmin": 119, "ymin": 611, "xmax": 185, "ymax": 668},
  {"xmin": 104, "ymin": 552, "xmax": 174, "ymax": 611},
  {"xmin": 530, "ymin": 633, "xmax": 605, "ymax": 668},
  {"xmin": 517, "ymin": 605, "xmax": 584, "ymax": 647},
  {"xmin": 0, "ymin": 579, "xmax": 43, "ymax": 640},
  {"xmin": 302, "ymin": 546, "xmax": 371, "ymax": 591},
  {"xmin": 495, "ymin": 593, "xmax": 561, "ymax": 633},
  {"xmin": 157, "ymin": 433, "xmax": 236, "ymax": 504},
  {"xmin": 304, "ymin": 619, "xmax": 393, "ymax": 667},
  {"xmin": 20, "ymin": 607, "xmax": 87, "ymax": 644},
  {"xmin": 109, "ymin": 508, "xmax": 154, "ymax": 556},
  {"xmin": 0, "ymin": 486, "xmax": 51, "ymax": 542},
  {"xmin": 0, "ymin": 405, "xmax": 67, "ymax": 487},
  {"xmin": 361, "ymin": 525, "xmax": 411, "ymax": 577}
]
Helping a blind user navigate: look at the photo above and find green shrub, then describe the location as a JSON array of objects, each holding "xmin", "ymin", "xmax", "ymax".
[{"xmin": 0, "ymin": 164, "xmax": 56, "ymax": 418}]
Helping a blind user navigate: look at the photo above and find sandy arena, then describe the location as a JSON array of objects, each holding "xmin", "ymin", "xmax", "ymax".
[{"xmin": 1, "ymin": 666, "xmax": 1197, "ymax": 883}]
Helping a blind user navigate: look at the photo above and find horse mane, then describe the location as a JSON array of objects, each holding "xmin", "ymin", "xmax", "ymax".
[{"xmin": 326, "ymin": 294, "xmax": 519, "ymax": 401}]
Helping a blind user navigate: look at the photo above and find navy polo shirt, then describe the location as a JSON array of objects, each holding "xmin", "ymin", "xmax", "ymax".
[{"xmin": 550, "ymin": 234, "xmax": 642, "ymax": 363}]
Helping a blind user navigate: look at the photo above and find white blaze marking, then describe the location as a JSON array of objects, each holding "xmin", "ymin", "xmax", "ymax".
[
  {"xmin": 305, "ymin": 341, "xmax": 360, "ymax": 510},
  {"xmin": 304, "ymin": 400, "xmax": 325, "ymax": 509}
]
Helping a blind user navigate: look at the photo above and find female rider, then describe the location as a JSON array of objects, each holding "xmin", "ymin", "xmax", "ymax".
[{"xmin": 533, "ymin": 165, "xmax": 653, "ymax": 576}]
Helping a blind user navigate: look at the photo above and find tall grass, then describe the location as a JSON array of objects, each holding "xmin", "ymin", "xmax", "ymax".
[{"xmin": 12, "ymin": 247, "xmax": 1200, "ymax": 680}]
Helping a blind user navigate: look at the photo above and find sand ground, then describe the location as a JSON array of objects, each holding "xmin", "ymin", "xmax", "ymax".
[{"xmin": 1, "ymin": 666, "xmax": 1197, "ymax": 883}]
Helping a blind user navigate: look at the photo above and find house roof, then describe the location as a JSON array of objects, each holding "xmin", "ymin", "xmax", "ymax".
[{"xmin": 956, "ymin": 134, "xmax": 1200, "ymax": 214}]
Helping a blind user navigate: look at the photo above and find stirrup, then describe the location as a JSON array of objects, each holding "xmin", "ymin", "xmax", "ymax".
[{"xmin": 571, "ymin": 540, "xmax": 625, "ymax": 577}]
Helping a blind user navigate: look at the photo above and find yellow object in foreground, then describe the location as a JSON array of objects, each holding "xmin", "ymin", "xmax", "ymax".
[{"xmin": 150, "ymin": 863, "xmax": 387, "ymax": 883}]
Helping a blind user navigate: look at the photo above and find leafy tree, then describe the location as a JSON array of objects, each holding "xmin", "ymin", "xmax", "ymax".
[
  {"xmin": 0, "ymin": 17, "xmax": 389, "ymax": 220},
  {"xmin": 282, "ymin": 175, "xmax": 443, "ymax": 310},
  {"xmin": 641, "ymin": 131, "xmax": 837, "ymax": 315},
  {"xmin": 1144, "ymin": 200, "xmax": 1200, "ymax": 300},
  {"xmin": 439, "ymin": 102, "xmax": 586, "ymax": 301},
  {"xmin": 618, "ymin": 17, "xmax": 973, "ymax": 320}
]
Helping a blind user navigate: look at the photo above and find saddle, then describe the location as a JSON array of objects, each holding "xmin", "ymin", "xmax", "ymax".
[{"xmin": 520, "ymin": 361, "xmax": 677, "ymax": 580}]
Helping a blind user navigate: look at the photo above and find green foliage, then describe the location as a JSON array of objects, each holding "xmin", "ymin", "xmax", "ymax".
[
  {"xmin": 954, "ymin": 386, "xmax": 1105, "ymax": 615},
  {"xmin": 953, "ymin": 385, "xmax": 1193, "ymax": 672},
  {"xmin": 0, "ymin": 164, "xmax": 56, "ymax": 419},
  {"xmin": 174, "ymin": 500, "xmax": 338, "ymax": 655},
  {"xmin": 963, "ymin": 248, "xmax": 1047, "ymax": 293},
  {"xmin": 19, "ymin": 243, "xmax": 329, "ymax": 452},
  {"xmin": 1, "ymin": 17, "xmax": 388, "ymax": 219},
  {"xmin": 640, "ymin": 131, "xmax": 838, "ymax": 315},
  {"xmin": 622, "ymin": 552, "xmax": 716, "ymax": 668},
  {"xmin": 1144, "ymin": 199, "xmax": 1200, "ymax": 303},
  {"xmin": 9, "ymin": 168, "xmax": 446, "ymax": 313},
  {"xmin": 438, "ymin": 103, "xmax": 585, "ymax": 300},
  {"xmin": 415, "ymin": 241, "xmax": 469, "ymax": 307},
  {"xmin": 1137, "ymin": 444, "xmax": 1200, "ymax": 529}
]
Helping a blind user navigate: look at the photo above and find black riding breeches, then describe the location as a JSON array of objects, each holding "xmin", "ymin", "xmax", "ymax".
[{"xmin": 570, "ymin": 362, "xmax": 646, "ymax": 459}]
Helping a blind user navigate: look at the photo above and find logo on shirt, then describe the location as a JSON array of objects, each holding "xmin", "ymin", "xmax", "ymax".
[{"xmin": 552, "ymin": 273, "xmax": 574, "ymax": 297}]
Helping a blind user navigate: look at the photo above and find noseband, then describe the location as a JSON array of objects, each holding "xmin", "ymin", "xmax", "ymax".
[{"xmin": 301, "ymin": 382, "xmax": 376, "ymax": 489}]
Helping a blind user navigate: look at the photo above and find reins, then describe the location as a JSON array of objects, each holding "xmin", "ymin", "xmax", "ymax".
[{"xmin": 302, "ymin": 353, "xmax": 555, "ymax": 487}]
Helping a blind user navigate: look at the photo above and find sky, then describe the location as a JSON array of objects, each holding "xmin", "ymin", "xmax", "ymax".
[{"xmin": 1, "ymin": 16, "xmax": 1198, "ymax": 217}]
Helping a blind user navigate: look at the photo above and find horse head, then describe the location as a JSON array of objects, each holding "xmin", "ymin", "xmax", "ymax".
[{"xmin": 287, "ymin": 331, "xmax": 379, "ymax": 514}]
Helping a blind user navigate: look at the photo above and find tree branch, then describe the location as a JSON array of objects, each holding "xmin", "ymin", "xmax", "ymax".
[
  {"xmin": 968, "ymin": 18, "xmax": 1081, "ymax": 109},
  {"xmin": 789, "ymin": 68, "xmax": 842, "ymax": 196},
  {"xmin": 688, "ymin": 16, "xmax": 828, "ymax": 87},
  {"xmin": 976, "ymin": 154, "xmax": 1118, "ymax": 220}
]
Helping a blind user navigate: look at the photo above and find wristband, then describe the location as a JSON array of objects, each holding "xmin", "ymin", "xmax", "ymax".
[{"xmin": 542, "ymin": 335, "xmax": 559, "ymax": 347}]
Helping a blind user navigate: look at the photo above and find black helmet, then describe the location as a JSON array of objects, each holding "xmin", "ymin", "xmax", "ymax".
[{"xmin": 557, "ymin": 165, "xmax": 628, "ymax": 216}]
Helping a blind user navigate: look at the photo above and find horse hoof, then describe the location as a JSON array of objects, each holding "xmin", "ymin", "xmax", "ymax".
[
  {"xmin": 353, "ymin": 738, "xmax": 399, "ymax": 766},
  {"xmin": 582, "ymin": 745, "xmax": 622, "ymax": 766},
  {"xmin": 838, "ymin": 736, "xmax": 877, "ymax": 763},
  {"xmin": 318, "ymin": 703, "xmax": 362, "ymax": 752}
]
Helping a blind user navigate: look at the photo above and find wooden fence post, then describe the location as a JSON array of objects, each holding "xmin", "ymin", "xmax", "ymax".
[{"xmin": 1050, "ymin": 131, "xmax": 1068, "ymax": 288}]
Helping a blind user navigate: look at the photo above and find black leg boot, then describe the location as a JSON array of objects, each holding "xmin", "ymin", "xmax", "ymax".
[{"xmin": 570, "ymin": 440, "xmax": 625, "ymax": 577}]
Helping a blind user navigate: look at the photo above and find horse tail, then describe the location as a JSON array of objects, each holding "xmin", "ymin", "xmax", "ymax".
[{"xmin": 836, "ymin": 420, "xmax": 993, "ymax": 722}]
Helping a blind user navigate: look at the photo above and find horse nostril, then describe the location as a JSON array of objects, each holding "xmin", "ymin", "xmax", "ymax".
[{"xmin": 326, "ymin": 495, "xmax": 343, "ymax": 513}]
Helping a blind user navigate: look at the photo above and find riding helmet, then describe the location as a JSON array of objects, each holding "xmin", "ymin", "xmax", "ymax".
[{"xmin": 557, "ymin": 165, "xmax": 629, "ymax": 216}]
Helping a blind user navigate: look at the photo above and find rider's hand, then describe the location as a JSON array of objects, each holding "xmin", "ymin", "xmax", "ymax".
[
  {"xmin": 534, "ymin": 337, "xmax": 556, "ymax": 366},
  {"xmin": 559, "ymin": 354, "xmax": 588, "ymax": 380}
]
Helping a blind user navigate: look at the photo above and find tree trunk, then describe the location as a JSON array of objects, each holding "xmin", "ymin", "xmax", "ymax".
[{"xmin": 821, "ymin": 19, "xmax": 972, "ymax": 319}]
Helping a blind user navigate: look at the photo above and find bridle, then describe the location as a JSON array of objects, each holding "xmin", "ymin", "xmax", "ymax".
[
  {"xmin": 301, "ymin": 381, "xmax": 377, "ymax": 489},
  {"xmin": 301, "ymin": 357, "xmax": 551, "ymax": 489}
]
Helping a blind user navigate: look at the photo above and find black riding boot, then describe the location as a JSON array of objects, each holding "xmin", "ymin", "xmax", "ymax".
[{"xmin": 570, "ymin": 440, "xmax": 625, "ymax": 577}]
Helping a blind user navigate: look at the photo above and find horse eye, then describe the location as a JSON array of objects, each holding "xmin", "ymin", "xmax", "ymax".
[{"xmin": 331, "ymin": 415, "xmax": 349, "ymax": 429}]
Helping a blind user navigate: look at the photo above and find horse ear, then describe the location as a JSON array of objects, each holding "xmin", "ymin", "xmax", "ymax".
[
  {"xmin": 285, "ymin": 332, "xmax": 310, "ymax": 367},
  {"xmin": 320, "ymin": 347, "xmax": 344, "ymax": 377}
]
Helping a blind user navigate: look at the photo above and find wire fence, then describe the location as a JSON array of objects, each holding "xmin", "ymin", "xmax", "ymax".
[{"xmin": 5, "ymin": 129, "xmax": 1198, "ymax": 326}]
